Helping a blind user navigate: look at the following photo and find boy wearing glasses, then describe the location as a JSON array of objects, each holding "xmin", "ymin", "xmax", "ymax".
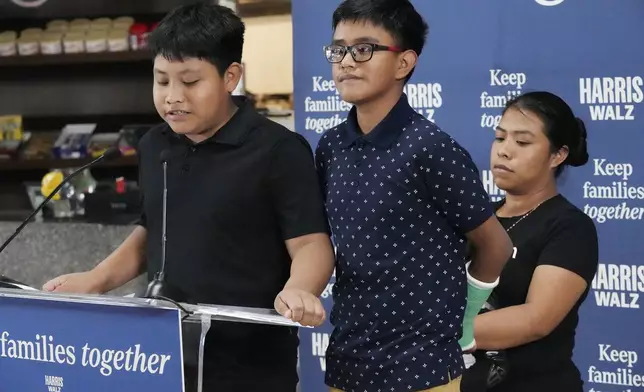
[{"xmin": 315, "ymin": 0, "xmax": 513, "ymax": 391}]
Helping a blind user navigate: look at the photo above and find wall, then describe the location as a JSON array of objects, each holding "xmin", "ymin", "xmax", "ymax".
[{"xmin": 241, "ymin": 14, "xmax": 293, "ymax": 95}]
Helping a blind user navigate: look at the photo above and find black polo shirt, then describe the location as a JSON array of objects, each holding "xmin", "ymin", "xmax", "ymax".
[
  {"xmin": 316, "ymin": 93, "xmax": 494, "ymax": 391},
  {"xmin": 136, "ymin": 96, "xmax": 329, "ymax": 384}
]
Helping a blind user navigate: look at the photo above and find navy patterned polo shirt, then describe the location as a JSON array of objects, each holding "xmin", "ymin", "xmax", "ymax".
[{"xmin": 315, "ymin": 93, "xmax": 494, "ymax": 391}]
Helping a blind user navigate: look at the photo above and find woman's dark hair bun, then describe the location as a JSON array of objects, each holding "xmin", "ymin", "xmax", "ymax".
[
  {"xmin": 567, "ymin": 117, "xmax": 589, "ymax": 167},
  {"xmin": 575, "ymin": 117, "xmax": 587, "ymax": 139}
]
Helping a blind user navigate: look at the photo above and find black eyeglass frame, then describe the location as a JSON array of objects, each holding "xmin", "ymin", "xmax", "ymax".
[{"xmin": 323, "ymin": 43, "xmax": 403, "ymax": 63}]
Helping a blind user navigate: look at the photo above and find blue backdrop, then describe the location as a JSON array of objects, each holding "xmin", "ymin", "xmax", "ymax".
[{"xmin": 292, "ymin": 1, "xmax": 644, "ymax": 391}]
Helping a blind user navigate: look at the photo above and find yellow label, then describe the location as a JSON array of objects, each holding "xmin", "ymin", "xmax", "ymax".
[{"xmin": 0, "ymin": 115, "xmax": 23, "ymax": 142}]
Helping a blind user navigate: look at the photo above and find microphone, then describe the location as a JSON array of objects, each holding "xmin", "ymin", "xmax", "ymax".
[
  {"xmin": 0, "ymin": 147, "xmax": 123, "ymax": 290},
  {"xmin": 143, "ymin": 150, "xmax": 187, "ymax": 302}
]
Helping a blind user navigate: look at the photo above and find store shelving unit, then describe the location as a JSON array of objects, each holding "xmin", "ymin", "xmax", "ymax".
[{"xmin": 0, "ymin": 0, "xmax": 292, "ymax": 220}]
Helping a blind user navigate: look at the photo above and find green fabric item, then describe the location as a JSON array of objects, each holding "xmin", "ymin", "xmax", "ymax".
[{"xmin": 459, "ymin": 279, "xmax": 494, "ymax": 350}]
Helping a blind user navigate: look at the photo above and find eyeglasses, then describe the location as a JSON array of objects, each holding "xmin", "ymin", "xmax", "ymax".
[{"xmin": 323, "ymin": 43, "xmax": 402, "ymax": 63}]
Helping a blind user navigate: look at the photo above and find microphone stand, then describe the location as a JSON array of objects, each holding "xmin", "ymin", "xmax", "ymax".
[
  {"xmin": 142, "ymin": 151, "xmax": 189, "ymax": 303},
  {"xmin": 144, "ymin": 159, "xmax": 169, "ymax": 298}
]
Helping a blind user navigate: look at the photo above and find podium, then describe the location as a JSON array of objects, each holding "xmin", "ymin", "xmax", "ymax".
[{"xmin": 0, "ymin": 285, "xmax": 305, "ymax": 392}]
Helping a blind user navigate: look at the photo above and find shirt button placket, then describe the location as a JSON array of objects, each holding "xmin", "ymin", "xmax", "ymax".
[
  {"xmin": 182, "ymin": 146, "xmax": 196, "ymax": 173},
  {"xmin": 350, "ymin": 139, "xmax": 364, "ymax": 209}
]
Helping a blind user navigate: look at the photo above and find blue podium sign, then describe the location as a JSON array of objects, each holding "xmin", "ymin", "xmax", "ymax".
[{"xmin": 0, "ymin": 294, "xmax": 184, "ymax": 392}]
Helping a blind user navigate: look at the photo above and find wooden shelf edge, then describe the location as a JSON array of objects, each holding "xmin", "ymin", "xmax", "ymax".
[
  {"xmin": 0, "ymin": 155, "xmax": 138, "ymax": 172},
  {"xmin": 0, "ymin": 50, "xmax": 153, "ymax": 68}
]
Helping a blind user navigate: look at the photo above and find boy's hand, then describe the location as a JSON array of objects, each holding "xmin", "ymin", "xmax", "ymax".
[
  {"xmin": 42, "ymin": 271, "xmax": 104, "ymax": 294},
  {"xmin": 274, "ymin": 288, "xmax": 326, "ymax": 327}
]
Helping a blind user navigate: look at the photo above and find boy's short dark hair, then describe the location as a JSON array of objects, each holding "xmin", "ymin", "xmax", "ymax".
[
  {"xmin": 332, "ymin": 0, "xmax": 428, "ymax": 80},
  {"xmin": 148, "ymin": 2, "xmax": 245, "ymax": 76}
]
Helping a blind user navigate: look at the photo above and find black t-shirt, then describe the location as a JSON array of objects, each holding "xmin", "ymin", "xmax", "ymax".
[
  {"xmin": 489, "ymin": 194, "xmax": 599, "ymax": 390},
  {"xmin": 136, "ymin": 97, "xmax": 329, "ymax": 389}
]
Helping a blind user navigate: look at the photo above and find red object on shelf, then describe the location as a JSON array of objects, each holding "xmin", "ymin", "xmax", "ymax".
[
  {"xmin": 129, "ymin": 23, "xmax": 149, "ymax": 51},
  {"xmin": 115, "ymin": 177, "xmax": 126, "ymax": 194}
]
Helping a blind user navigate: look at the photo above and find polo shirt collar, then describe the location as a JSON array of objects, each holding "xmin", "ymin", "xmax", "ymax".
[
  {"xmin": 164, "ymin": 95, "xmax": 259, "ymax": 147},
  {"xmin": 339, "ymin": 93, "xmax": 416, "ymax": 149}
]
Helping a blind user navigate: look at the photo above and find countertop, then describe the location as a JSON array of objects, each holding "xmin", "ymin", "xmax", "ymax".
[{"xmin": 0, "ymin": 221, "xmax": 145, "ymax": 295}]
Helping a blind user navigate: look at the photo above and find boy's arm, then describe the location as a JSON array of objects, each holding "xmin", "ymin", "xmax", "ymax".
[
  {"xmin": 267, "ymin": 134, "xmax": 335, "ymax": 326},
  {"xmin": 423, "ymin": 134, "xmax": 512, "ymax": 350}
]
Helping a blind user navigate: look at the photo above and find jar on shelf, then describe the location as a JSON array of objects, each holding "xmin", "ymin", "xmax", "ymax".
[
  {"xmin": 46, "ymin": 19, "xmax": 69, "ymax": 33},
  {"xmin": 69, "ymin": 18, "xmax": 91, "ymax": 32},
  {"xmin": 90, "ymin": 17, "xmax": 112, "ymax": 32},
  {"xmin": 17, "ymin": 29, "xmax": 41, "ymax": 56},
  {"xmin": 113, "ymin": 16, "xmax": 134, "ymax": 31},
  {"xmin": 85, "ymin": 30, "xmax": 107, "ymax": 53},
  {"xmin": 63, "ymin": 31, "xmax": 85, "ymax": 54},
  {"xmin": 108, "ymin": 29, "xmax": 129, "ymax": 52},
  {"xmin": 0, "ymin": 31, "xmax": 17, "ymax": 57},
  {"xmin": 21, "ymin": 27, "xmax": 43, "ymax": 37},
  {"xmin": 40, "ymin": 31, "xmax": 63, "ymax": 55}
]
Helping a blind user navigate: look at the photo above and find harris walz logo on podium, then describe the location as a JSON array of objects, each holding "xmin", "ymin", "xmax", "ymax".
[{"xmin": 44, "ymin": 375, "xmax": 64, "ymax": 392}]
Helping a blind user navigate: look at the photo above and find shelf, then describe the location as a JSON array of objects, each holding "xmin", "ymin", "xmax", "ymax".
[
  {"xmin": 0, "ymin": 0, "xmax": 289, "ymax": 20},
  {"xmin": 0, "ymin": 155, "xmax": 138, "ymax": 172},
  {"xmin": 0, "ymin": 50, "xmax": 152, "ymax": 68},
  {"xmin": 0, "ymin": 0, "xmax": 185, "ymax": 20}
]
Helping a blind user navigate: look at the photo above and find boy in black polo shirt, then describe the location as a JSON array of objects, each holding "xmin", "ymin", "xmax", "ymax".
[
  {"xmin": 316, "ymin": 0, "xmax": 513, "ymax": 391},
  {"xmin": 43, "ymin": 3, "xmax": 335, "ymax": 391}
]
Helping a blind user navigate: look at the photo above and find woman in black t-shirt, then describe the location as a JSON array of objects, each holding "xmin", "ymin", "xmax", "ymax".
[{"xmin": 461, "ymin": 91, "xmax": 599, "ymax": 392}]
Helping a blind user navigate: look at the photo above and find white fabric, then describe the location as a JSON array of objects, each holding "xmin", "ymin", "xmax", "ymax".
[{"xmin": 463, "ymin": 354, "xmax": 476, "ymax": 369}]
